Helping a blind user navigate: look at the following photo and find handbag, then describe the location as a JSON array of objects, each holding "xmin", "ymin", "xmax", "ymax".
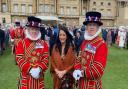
[{"xmin": 60, "ymin": 73, "xmax": 74, "ymax": 89}]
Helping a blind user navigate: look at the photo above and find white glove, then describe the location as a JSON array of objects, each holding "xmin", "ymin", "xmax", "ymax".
[
  {"xmin": 73, "ymin": 70, "xmax": 83, "ymax": 80},
  {"xmin": 29, "ymin": 67, "xmax": 41, "ymax": 79},
  {"xmin": 11, "ymin": 39, "xmax": 14, "ymax": 42}
]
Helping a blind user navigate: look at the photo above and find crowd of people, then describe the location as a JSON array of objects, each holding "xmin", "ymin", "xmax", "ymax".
[
  {"xmin": 1, "ymin": 21, "xmax": 128, "ymax": 56},
  {"xmin": 102, "ymin": 26, "xmax": 128, "ymax": 49},
  {"xmin": 0, "ymin": 11, "xmax": 127, "ymax": 89},
  {"xmin": 0, "ymin": 21, "xmax": 84, "ymax": 56}
]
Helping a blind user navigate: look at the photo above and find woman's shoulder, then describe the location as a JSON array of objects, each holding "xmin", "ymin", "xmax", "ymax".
[
  {"xmin": 52, "ymin": 44, "xmax": 58, "ymax": 52},
  {"xmin": 51, "ymin": 44, "xmax": 60, "ymax": 57},
  {"xmin": 68, "ymin": 45, "xmax": 75, "ymax": 52},
  {"xmin": 53, "ymin": 43, "xmax": 57, "ymax": 48}
]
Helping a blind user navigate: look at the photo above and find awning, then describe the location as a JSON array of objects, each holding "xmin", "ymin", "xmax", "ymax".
[{"xmin": 35, "ymin": 16, "xmax": 63, "ymax": 21}]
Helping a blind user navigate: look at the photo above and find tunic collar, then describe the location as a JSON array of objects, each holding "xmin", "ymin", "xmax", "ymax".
[
  {"xmin": 25, "ymin": 29, "xmax": 41, "ymax": 41},
  {"xmin": 84, "ymin": 28, "xmax": 101, "ymax": 40}
]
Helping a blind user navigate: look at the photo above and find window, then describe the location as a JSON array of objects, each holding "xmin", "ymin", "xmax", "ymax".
[
  {"xmin": 42, "ymin": 5, "xmax": 45, "ymax": 12},
  {"xmin": 93, "ymin": 2, "xmax": 96, "ymax": 5},
  {"xmin": 108, "ymin": 2, "xmax": 111, "ymax": 6},
  {"xmin": 51, "ymin": 5, "xmax": 54, "ymax": 13},
  {"xmin": 67, "ymin": 7, "xmax": 71, "ymax": 15},
  {"xmin": 83, "ymin": 7, "xmax": 86, "ymax": 15},
  {"xmin": 101, "ymin": 2, "xmax": 104, "ymax": 6},
  {"xmin": 107, "ymin": 9, "xmax": 111, "ymax": 16},
  {"xmin": 92, "ymin": 8, "xmax": 96, "ymax": 11},
  {"xmin": 39, "ymin": 5, "xmax": 42, "ymax": 12},
  {"xmin": 73, "ymin": 7, "xmax": 77, "ymax": 15},
  {"xmin": 120, "ymin": 1, "xmax": 126, "ymax": 7},
  {"xmin": 13, "ymin": 4, "xmax": 18, "ymax": 13},
  {"xmin": 2, "ymin": 3, "xmax": 8, "ymax": 12},
  {"xmin": 107, "ymin": 9, "xmax": 111, "ymax": 11},
  {"xmin": 39, "ymin": 4, "xmax": 45, "ymax": 12},
  {"xmin": 100, "ymin": 9, "xmax": 104, "ymax": 11},
  {"xmin": 28, "ymin": 5, "xmax": 32, "ymax": 13},
  {"xmin": 100, "ymin": 9, "xmax": 104, "ymax": 16},
  {"xmin": 45, "ymin": 5, "xmax": 50, "ymax": 13},
  {"xmin": 60, "ymin": 6, "xmax": 64, "ymax": 15},
  {"xmin": 21, "ymin": 4, "xmax": 26, "ymax": 13}
]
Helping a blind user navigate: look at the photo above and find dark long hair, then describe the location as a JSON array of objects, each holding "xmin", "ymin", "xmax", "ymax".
[{"xmin": 55, "ymin": 25, "xmax": 74, "ymax": 55}]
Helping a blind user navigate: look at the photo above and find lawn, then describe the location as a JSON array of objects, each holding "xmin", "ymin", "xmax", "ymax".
[
  {"xmin": 103, "ymin": 46, "xmax": 128, "ymax": 89},
  {"xmin": 0, "ymin": 46, "xmax": 128, "ymax": 89}
]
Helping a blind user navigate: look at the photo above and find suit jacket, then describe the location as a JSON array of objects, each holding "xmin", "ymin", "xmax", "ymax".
[{"xmin": 0, "ymin": 29, "xmax": 5, "ymax": 42}]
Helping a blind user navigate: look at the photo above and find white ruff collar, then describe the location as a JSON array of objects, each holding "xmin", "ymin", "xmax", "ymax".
[
  {"xmin": 84, "ymin": 28, "xmax": 101, "ymax": 40},
  {"xmin": 25, "ymin": 29, "xmax": 41, "ymax": 41}
]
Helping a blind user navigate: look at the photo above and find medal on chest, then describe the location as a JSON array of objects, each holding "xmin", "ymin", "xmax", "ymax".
[
  {"xmin": 85, "ymin": 44, "xmax": 96, "ymax": 54},
  {"xmin": 35, "ymin": 42, "xmax": 44, "ymax": 49}
]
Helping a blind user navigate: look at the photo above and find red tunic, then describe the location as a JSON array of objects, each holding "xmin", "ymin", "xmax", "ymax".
[
  {"xmin": 10, "ymin": 27, "xmax": 25, "ymax": 46},
  {"xmin": 74, "ymin": 36, "xmax": 108, "ymax": 89},
  {"xmin": 16, "ymin": 38, "xmax": 49, "ymax": 89}
]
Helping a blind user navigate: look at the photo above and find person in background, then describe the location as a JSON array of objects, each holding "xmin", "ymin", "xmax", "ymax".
[
  {"xmin": 102, "ymin": 29, "xmax": 107, "ymax": 42},
  {"xmin": 49, "ymin": 26, "xmax": 58, "ymax": 55},
  {"xmin": 0, "ymin": 23, "xmax": 5, "ymax": 55},
  {"xmin": 50, "ymin": 25, "xmax": 75, "ymax": 89},
  {"xmin": 73, "ymin": 11, "xmax": 108, "ymax": 89},
  {"xmin": 40, "ymin": 24, "xmax": 46, "ymax": 40},
  {"xmin": 111, "ymin": 29, "xmax": 115, "ymax": 45},
  {"xmin": 9, "ymin": 24, "xmax": 15, "ymax": 54},
  {"xmin": 4, "ymin": 25, "xmax": 10, "ymax": 49},
  {"xmin": 15, "ymin": 16, "xmax": 49, "ymax": 89},
  {"xmin": 81, "ymin": 25, "xmax": 86, "ymax": 39},
  {"xmin": 74, "ymin": 31, "xmax": 84, "ymax": 56},
  {"xmin": 10, "ymin": 21, "xmax": 25, "ymax": 54},
  {"xmin": 118, "ymin": 26, "xmax": 126, "ymax": 49},
  {"xmin": 69, "ymin": 26, "xmax": 75, "ymax": 38},
  {"xmin": 107, "ymin": 30, "xmax": 112, "ymax": 47},
  {"xmin": 126, "ymin": 29, "xmax": 128, "ymax": 49}
]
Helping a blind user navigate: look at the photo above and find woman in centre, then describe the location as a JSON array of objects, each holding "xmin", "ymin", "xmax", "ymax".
[{"xmin": 50, "ymin": 25, "xmax": 76, "ymax": 89}]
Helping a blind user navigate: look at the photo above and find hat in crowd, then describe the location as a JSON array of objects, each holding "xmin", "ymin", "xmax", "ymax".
[
  {"xmin": 26, "ymin": 16, "xmax": 41, "ymax": 28},
  {"xmin": 83, "ymin": 11, "xmax": 103, "ymax": 26},
  {"xmin": 15, "ymin": 21, "xmax": 20, "ymax": 26}
]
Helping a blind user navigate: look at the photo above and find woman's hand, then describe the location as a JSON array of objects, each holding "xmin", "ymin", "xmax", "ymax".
[
  {"xmin": 55, "ymin": 69, "xmax": 62, "ymax": 78},
  {"xmin": 60, "ymin": 70, "xmax": 67, "ymax": 78},
  {"xmin": 55, "ymin": 69, "xmax": 67, "ymax": 78},
  {"xmin": 55, "ymin": 69, "xmax": 58, "ymax": 73}
]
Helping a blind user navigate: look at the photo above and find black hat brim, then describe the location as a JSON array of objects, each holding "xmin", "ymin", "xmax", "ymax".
[
  {"xmin": 83, "ymin": 21, "xmax": 103, "ymax": 26},
  {"xmin": 26, "ymin": 24, "xmax": 40, "ymax": 28}
]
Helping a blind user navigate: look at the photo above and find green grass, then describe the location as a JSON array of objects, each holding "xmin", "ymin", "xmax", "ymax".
[
  {"xmin": 103, "ymin": 46, "xmax": 128, "ymax": 89},
  {"xmin": 0, "ymin": 46, "xmax": 128, "ymax": 89}
]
